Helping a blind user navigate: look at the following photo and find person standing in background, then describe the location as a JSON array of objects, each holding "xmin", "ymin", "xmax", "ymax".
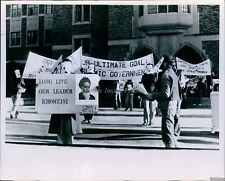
[
  {"xmin": 124, "ymin": 79, "xmax": 134, "ymax": 111},
  {"xmin": 113, "ymin": 80, "xmax": 122, "ymax": 110},
  {"xmin": 9, "ymin": 60, "xmax": 25, "ymax": 119},
  {"xmin": 140, "ymin": 63, "xmax": 158, "ymax": 126}
]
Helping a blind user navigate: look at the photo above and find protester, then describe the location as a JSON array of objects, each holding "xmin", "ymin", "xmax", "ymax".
[
  {"xmin": 197, "ymin": 76, "xmax": 206, "ymax": 106},
  {"xmin": 113, "ymin": 80, "xmax": 122, "ymax": 110},
  {"xmin": 177, "ymin": 69, "xmax": 189, "ymax": 109},
  {"xmin": 9, "ymin": 60, "xmax": 25, "ymax": 119},
  {"xmin": 140, "ymin": 63, "xmax": 158, "ymax": 126},
  {"xmin": 124, "ymin": 79, "xmax": 134, "ymax": 111},
  {"xmin": 191, "ymin": 76, "xmax": 206, "ymax": 106},
  {"xmin": 48, "ymin": 59, "xmax": 82, "ymax": 145},
  {"xmin": 139, "ymin": 55, "xmax": 182, "ymax": 148}
]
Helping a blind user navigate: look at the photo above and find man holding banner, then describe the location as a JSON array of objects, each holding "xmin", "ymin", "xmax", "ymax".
[{"xmin": 138, "ymin": 55, "xmax": 182, "ymax": 148}]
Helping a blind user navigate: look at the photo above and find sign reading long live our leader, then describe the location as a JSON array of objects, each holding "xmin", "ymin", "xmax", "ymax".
[
  {"xmin": 81, "ymin": 54, "xmax": 154, "ymax": 80},
  {"xmin": 36, "ymin": 74, "xmax": 77, "ymax": 113},
  {"xmin": 36, "ymin": 74, "xmax": 100, "ymax": 114}
]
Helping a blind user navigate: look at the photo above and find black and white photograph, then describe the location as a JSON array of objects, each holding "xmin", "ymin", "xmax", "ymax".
[{"xmin": 0, "ymin": 1, "xmax": 224, "ymax": 180}]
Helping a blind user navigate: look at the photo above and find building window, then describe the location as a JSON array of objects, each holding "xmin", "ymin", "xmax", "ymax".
[
  {"xmin": 139, "ymin": 6, "xmax": 144, "ymax": 17},
  {"xmin": 46, "ymin": 5, "xmax": 52, "ymax": 14},
  {"xmin": 83, "ymin": 38, "xmax": 90, "ymax": 54},
  {"xmin": 148, "ymin": 5, "xmax": 157, "ymax": 14},
  {"xmin": 11, "ymin": 4, "xmax": 22, "ymax": 17},
  {"xmin": 158, "ymin": 5, "xmax": 167, "ymax": 13},
  {"xmin": 27, "ymin": 30, "xmax": 38, "ymax": 45},
  {"xmin": 74, "ymin": 38, "xmax": 90, "ymax": 54},
  {"xmin": 83, "ymin": 5, "xmax": 90, "ymax": 21},
  {"xmin": 73, "ymin": 5, "xmax": 90, "ymax": 23},
  {"xmin": 168, "ymin": 5, "xmax": 178, "ymax": 12},
  {"xmin": 182, "ymin": 5, "xmax": 191, "ymax": 13},
  {"xmin": 11, "ymin": 32, "xmax": 21, "ymax": 46},
  {"xmin": 28, "ymin": 5, "xmax": 39, "ymax": 16},
  {"xmin": 45, "ymin": 29, "xmax": 52, "ymax": 44}
]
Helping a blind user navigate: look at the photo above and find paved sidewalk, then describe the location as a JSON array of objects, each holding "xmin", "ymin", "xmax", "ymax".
[{"xmin": 5, "ymin": 106, "xmax": 219, "ymax": 150}]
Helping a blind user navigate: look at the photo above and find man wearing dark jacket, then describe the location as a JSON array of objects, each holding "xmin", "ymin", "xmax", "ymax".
[{"xmin": 144, "ymin": 55, "xmax": 182, "ymax": 148}]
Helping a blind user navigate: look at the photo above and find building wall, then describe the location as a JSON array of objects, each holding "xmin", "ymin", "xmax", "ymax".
[
  {"xmin": 6, "ymin": 4, "xmax": 53, "ymax": 62},
  {"xmin": 52, "ymin": 5, "xmax": 72, "ymax": 50},
  {"xmin": 202, "ymin": 40, "xmax": 219, "ymax": 73},
  {"xmin": 90, "ymin": 5, "xmax": 108, "ymax": 59},
  {"xmin": 198, "ymin": 5, "xmax": 219, "ymax": 35},
  {"xmin": 108, "ymin": 5, "xmax": 133, "ymax": 60},
  {"xmin": 52, "ymin": 5, "xmax": 108, "ymax": 59},
  {"xmin": 108, "ymin": 5, "xmax": 133, "ymax": 40}
]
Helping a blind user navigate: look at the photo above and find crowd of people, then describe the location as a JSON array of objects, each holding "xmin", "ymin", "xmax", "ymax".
[{"xmin": 9, "ymin": 55, "xmax": 212, "ymax": 148}]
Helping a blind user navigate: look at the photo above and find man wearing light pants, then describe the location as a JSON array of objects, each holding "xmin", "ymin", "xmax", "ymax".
[
  {"xmin": 141, "ymin": 55, "xmax": 182, "ymax": 148},
  {"xmin": 140, "ymin": 63, "xmax": 157, "ymax": 126}
]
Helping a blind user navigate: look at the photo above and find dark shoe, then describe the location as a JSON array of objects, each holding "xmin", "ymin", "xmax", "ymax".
[
  {"xmin": 10, "ymin": 114, "xmax": 13, "ymax": 119},
  {"xmin": 148, "ymin": 122, "xmax": 153, "ymax": 126},
  {"xmin": 165, "ymin": 144, "xmax": 175, "ymax": 149},
  {"xmin": 125, "ymin": 108, "xmax": 129, "ymax": 111},
  {"xmin": 87, "ymin": 120, "xmax": 91, "ymax": 124},
  {"xmin": 143, "ymin": 122, "xmax": 147, "ymax": 126}
]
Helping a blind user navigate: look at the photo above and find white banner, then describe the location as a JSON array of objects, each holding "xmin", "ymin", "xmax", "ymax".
[
  {"xmin": 22, "ymin": 52, "xmax": 57, "ymax": 79},
  {"xmin": 81, "ymin": 54, "xmax": 154, "ymax": 80},
  {"xmin": 176, "ymin": 58, "xmax": 211, "ymax": 76},
  {"xmin": 67, "ymin": 47, "xmax": 82, "ymax": 73},
  {"xmin": 153, "ymin": 57, "xmax": 164, "ymax": 73}
]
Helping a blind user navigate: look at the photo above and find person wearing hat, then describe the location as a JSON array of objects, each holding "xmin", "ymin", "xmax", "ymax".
[{"xmin": 141, "ymin": 55, "xmax": 182, "ymax": 148}]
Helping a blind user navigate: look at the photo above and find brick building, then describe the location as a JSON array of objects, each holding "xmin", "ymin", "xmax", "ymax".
[
  {"xmin": 6, "ymin": 4, "xmax": 53, "ymax": 96},
  {"xmin": 5, "ymin": 4, "xmax": 219, "ymax": 107}
]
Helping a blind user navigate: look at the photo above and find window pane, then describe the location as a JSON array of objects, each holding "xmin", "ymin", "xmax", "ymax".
[
  {"xmin": 11, "ymin": 32, "xmax": 16, "ymax": 46},
  {"xmin": 27, "ymin": 30, "xmax": 37, "ymax": 45},
  {"xmin": 168, "ymin": 5, "xmax": 178, "ymax": 12},
  {"xmin": 34, "ymin": 5, "xmax": 39, "ymax": 15},
  {"xmin": 83, "ymin": 38, "xmax": 90, "ymax": 54},
  {"xmin": 182, "ymin": 5, "xmax": 190, "ymax": 13},
  {"xmin": 12, "ymin": 5, "xmax": 17, "ymax": 17},
  {"xmin": 45, "ymin": 29, "xmax": 52, "ymax": 44},
  {"xmin": 17, "ymin": 5, "xmax": 22, "ymax": 16},
  {"xmin": 16, "ymin": 32, "xmax": 20, "ymax": 45},
  {"xmin": 39, "ymin": 5, "xmax": 45, "ymax": 14},
  {"xmin": 28, "ymin": 5, "xmax": 33, "ymax": 15},
  {"xmin": 158, "ymin": 5, "xmax": 167, "ymax": 13},
  {"xmin": 74, "ymin": 39, "xmax": 81, "ymax": 50},
  {"xmin": 148, "ymin": 5, "xmax": 157, "ymax": 14},
  {"xmin": 187, "ymin": 5, "xmax": 191, "ymax": 13},
  {"xmin": 139, "ymin": 6, "xmax": 144, "ymax": 17},
  {"xmin": 11, "ymin": 32, "xmax": 20, "ymax": 46},
  {"xmin": 12, "ymin": 4, "xmax": 21, "ymax": 17},
  {"xmin": 28, "ymin": 5, "xmax": 38, "ymax": 16},
  {"xmin": 46, "ymin": 5, "xmax": 52, "ymax": 14},
  {"xmin": 75, "ymin": 5, "xmax": 82, "ymax": 22},
  {"xmin": 83, "ymin": 5, "xmax": 90, "ymax": 21}
]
